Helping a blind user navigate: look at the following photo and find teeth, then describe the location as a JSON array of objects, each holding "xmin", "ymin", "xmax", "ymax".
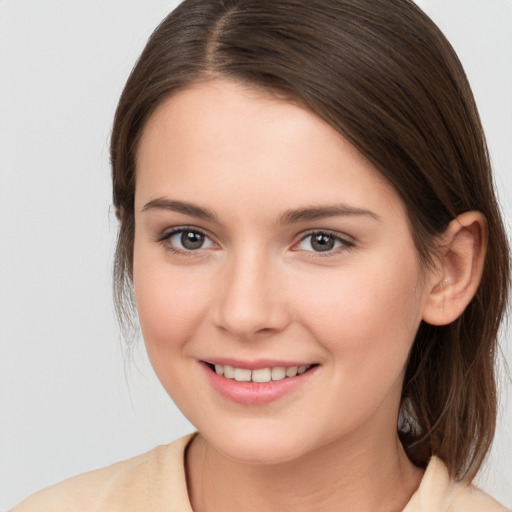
[
  {"xmin": 285, "ymin": 366, "xmax": 298, "ymax": 377},
  {"xmin": 212, "ymin": 364, "xmax": 312, "ymax": 382},
  {"xmin": 234, "ymin": 368, "xmax": 251, "ymax": 382},
  {"xmin": 271, "ymin": 367, "xmax": 286, "ymax": 381},
  {"xmin": 252, "ymin": 368, "xmax": 272, "ymax": 383}
]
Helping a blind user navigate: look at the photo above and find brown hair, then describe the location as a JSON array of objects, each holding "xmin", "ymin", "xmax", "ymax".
[{"xmin": 111, "ymin": 0, "xmax": 510, "ymax": 481}]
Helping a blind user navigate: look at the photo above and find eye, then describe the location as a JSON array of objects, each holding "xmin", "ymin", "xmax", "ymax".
[
  {"xmin": 296, "ymin": 232, "xmax": 352, "ymax": 253},
  {"xmin": 163, "ymin": 228, "xmax": 216, "ymax": 252}
]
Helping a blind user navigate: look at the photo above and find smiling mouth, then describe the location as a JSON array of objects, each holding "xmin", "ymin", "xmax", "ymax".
[{"xmin": 205, "ymin": 363, "xmax": 316, "ymax": 383}]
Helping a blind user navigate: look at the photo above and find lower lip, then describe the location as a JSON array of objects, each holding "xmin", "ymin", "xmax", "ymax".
[{"xmin": 201, "ymin": 363, "xmax": 317, "ymax": 405}]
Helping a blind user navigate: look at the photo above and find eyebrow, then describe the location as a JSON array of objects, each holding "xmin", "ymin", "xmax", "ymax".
[
  {"xmin": 142, "ymin": 198, "xmax": 217, "ymax": 220},
  {"xmin": 277, "ymin": 204, "xmax": 380, "ymax": 224},
  {"xmin": 142, "ymin": 198, "xmax": 379, "ymax": 224}
]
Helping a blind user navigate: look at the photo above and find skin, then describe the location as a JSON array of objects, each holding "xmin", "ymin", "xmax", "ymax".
[{"xmin": 132, "ymin": 79, "xmax": 486, "ymax": 511}]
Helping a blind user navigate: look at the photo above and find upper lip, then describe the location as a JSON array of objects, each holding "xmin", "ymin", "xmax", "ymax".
[{"xmin": 202, "ymin": 358, "xmax": 316, "ymax": 370}]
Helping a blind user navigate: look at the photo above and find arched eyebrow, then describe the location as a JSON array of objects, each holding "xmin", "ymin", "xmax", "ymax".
[
  {"xmin": 277, "ymin": 204, "xmax": 380, "ymax": 224},
  {"xmin": 142, "ymin": 198, "xmax": 217, "ymax": 221}
]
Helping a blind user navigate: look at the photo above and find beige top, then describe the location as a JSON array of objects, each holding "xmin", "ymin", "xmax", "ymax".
[{"xmin": 13, "ymin": 434, "xmax": 508, "ymax": 512}]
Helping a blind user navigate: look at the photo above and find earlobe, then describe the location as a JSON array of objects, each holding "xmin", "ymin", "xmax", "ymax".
[{"xmin": 422, "ymin": 211, "xmax": 488, "ymax": 326}]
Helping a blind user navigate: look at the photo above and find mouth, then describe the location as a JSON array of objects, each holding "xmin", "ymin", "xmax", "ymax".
[
  {"xmin": 201, "ymin": 360, "xmax": 319, "ymax": 405},
  {"xmin": 205, "ymin": 362, "xmax": 316, "ymax": 383}
]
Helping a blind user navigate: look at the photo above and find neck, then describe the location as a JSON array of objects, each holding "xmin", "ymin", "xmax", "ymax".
[{"xmin": 186, "ymin": 427, "xmax": 423, "ymax": 512}]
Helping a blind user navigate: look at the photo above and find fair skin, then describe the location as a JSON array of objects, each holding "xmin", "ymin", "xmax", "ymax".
[{"xmin": 132, "ymin": 79, "xmax": 486, "ymax": 512}]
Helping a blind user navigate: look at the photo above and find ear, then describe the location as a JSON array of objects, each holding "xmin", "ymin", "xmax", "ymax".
[{"xmin": 422, "ymin": 211, "xmax": 488, "ymax": 326}]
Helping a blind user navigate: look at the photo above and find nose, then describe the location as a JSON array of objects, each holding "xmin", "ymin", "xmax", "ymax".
[{"xmin": 213, "ymin": 250, "xmax": 291, "ymax": 339}]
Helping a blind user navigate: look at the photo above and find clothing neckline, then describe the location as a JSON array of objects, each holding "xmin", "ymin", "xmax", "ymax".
[{"xmin": 154, "ymin": 433, "xmax": 452, "ymax": 512}]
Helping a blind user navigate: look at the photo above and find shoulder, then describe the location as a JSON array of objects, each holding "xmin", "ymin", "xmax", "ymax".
[
  {"xmin": 449, "ymin": 485, "xmax": 509, "ymax": 512},
  {"xmin": 11, "ymin": 434, "xmax": 195, "ymax": 512},
  {"xmin": 404, "ymin": 456, "xmax": 508, "ymax": 512}
]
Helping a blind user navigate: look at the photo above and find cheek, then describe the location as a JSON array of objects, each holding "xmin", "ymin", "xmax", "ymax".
[
  {"xmin": 301, "ymin": 260, "xmax": 424, "ymax": 435},
  {"xmin": 296, "ymin": 253, "xmax": 424, "ymax": 381},
  {"xmin": 132, "ymin": 247, "xmax": 220, "ymax": 408},
  {"xmin": 132, "ymin": 246, "xmax": 213, "ymax": 354}
]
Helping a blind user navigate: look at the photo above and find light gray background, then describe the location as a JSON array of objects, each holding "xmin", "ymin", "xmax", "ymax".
[{"xmin": 0, "ymin": 1, "xmax": 510, "ymax": 509}]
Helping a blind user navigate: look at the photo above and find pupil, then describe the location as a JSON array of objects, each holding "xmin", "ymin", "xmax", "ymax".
[
  {"xmin": 181, "ymin": 231, "xmax": 204, "ymax": 250},
  {"xmin": 312, "ymin": 234, "xmax": 334, "ymax": 252}
]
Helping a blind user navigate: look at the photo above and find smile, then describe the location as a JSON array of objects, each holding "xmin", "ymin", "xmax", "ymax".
[
  {"xmin": 212, "ymin": 364, "xmax": 312, "ymax": 383},
  {"xmin": 202, "ymin": 360, "xmax": 318, "ymax": 405}
]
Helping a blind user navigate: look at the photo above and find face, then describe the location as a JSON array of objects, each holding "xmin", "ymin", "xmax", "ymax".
[{"xmin": 133, "ymin": 79, "xmax": 433, "ymax": 465}]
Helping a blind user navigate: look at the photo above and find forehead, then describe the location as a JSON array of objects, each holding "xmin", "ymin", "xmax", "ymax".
[{"xmin": 135, "ymin": 79, "xmax": 406, "ymax": 222}]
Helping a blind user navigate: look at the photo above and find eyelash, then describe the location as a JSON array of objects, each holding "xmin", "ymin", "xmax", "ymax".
[
  {"xmin": 156, "ymin": 226, "xmax": 216, "ymax": 257},
  {"xmin": 293, "ymin": 230, "xmax": 355, "ymax": 256},
  {"xmin": 156, "ymin": 227, "xmax": 355, "ymax": 257}
]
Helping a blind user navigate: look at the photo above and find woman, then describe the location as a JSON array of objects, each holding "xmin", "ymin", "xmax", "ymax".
[{"xmin": 14, "ymin": 0, "xmax": 510, "ymax": 510}]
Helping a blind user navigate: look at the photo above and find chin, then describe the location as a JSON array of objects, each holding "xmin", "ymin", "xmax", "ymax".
[{"xmin": 200, "ymin": 422, "xmax": 318, "ymax": 466}]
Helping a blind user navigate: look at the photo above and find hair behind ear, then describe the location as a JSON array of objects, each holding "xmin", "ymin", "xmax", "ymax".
[{"xmin": 400, "ymin": 214, "xmax": 507, "ymax": 482}]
